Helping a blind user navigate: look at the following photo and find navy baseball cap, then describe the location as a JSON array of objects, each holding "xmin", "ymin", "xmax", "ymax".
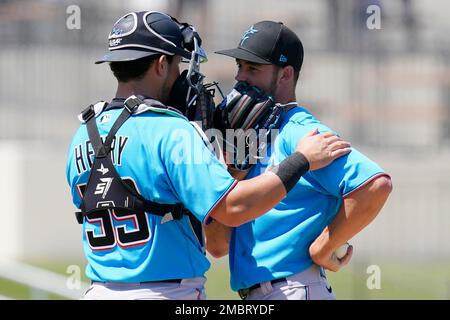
[
  {"xmin": 216, "ymin": 21, "xmax": 304, "ymax": 72},
  {"xmin": 95, "ymin": 11, "xmax": 192, "ymax": 64}
]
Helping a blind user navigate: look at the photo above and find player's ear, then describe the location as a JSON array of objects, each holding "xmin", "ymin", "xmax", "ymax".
[
  {"xmin": 279, "ymin": 65, "xmax": 294, "ymax": 83},
  {"xmin": 155, "ymin": 55, "xmax": 169, "ymax": 77}
]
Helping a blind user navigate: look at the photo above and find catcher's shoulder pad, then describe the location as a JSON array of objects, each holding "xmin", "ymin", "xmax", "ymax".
[{"xmin": 78, "ymin": 101, "xmax": 109, "ymax": 123}]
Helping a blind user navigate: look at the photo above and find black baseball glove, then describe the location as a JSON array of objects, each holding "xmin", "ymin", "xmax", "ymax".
[{"xmin": 213, "ymin": 82, "xmax": 284, "ymax": 170}]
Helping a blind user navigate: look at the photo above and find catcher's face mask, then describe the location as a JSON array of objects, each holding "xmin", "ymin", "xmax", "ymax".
[{"xmin": 167, "ymin": 23, "xmax": 220, "ymax": 130}]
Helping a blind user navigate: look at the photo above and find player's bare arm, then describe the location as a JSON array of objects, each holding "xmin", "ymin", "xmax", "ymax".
[
  {"xmin": 205, "ymin": 220, "xmax": 232, "ymax": 258},
  {"xmin": 210, "ymin": 129, "xmax": 351, "ymax": 227},
  {"xmin": 205, "ymin": 164, "xmax": 248, "ymax": 258},
  {"xmin": 309, "ymin": 175, "xmax": 393, "ymax": 272}
]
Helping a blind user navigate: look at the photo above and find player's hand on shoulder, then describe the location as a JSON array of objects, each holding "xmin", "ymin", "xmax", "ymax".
[{"xmin": 296, "ymin": 129, "xmax": 351, "ymax": 170}]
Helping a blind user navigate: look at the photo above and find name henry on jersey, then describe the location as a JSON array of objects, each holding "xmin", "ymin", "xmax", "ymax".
[{"xmin": 73, "ymin": 135, "xmax": 129, "ymax": 175}]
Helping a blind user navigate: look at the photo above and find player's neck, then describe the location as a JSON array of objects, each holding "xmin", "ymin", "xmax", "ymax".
[
  {"xmin": 275, "ymin": 92, "xmax": 297, "ymax": 112},
  {"xmin": 115, "ymin": 80, "xmax": 160, "ymax": 101}
]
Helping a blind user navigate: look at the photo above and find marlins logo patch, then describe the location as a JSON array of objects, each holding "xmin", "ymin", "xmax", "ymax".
[
  {"xmin": 108, "ymin": 12, "xmax": 137, "ymax": 40},
  {"xmin": 99, "ymin": 114, "xmax": 111, "ymax": 124},
  {"xmin": 240, "ymin": 26, "xmax": 258, "ymax": 45}
]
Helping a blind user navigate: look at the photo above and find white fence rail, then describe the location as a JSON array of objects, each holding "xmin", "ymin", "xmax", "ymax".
[{"xmin": 0, "ymin": 259, "xmax": 89, "ymax": 300}]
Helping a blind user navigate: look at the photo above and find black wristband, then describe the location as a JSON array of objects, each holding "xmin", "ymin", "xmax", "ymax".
[{"xmin": 269, "ymin": 152, "xmax": 310, "ymax": 193}]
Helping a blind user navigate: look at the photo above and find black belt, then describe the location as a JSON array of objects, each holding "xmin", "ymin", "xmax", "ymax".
[
  {"xmin": 92, "ymin": 279, "xmax": 182, "ymax": 285},
  {"xmin": 238, "ymin": 277, "xmax": 288, "ymax": 300}
]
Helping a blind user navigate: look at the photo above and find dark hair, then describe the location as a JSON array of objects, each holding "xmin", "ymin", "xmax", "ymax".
[{"xmin": 109, "ymin": 54, "xmax": 174, "ymax": 82}]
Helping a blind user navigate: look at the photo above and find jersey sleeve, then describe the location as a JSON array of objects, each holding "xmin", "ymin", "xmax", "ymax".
[
  {"xmin": 159, "ymin": 119, "xmax": 236, "ymax": 224},
  {"xmin": 283, "ymin": 119, "xmax": 387, "ymax": 199},
  {"xmin": 66, "ymin": 126, "xmax": 86, "ymax": 209}
]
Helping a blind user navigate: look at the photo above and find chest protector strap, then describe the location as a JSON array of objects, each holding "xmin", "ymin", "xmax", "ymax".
[{"xmin": 75, "ymin": 96, "xmax": 185, "ymax": 224}]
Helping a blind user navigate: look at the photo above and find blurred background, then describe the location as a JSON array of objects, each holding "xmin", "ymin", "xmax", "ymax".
[{"xmin": 0, "ymin": 0, "xmax": 449, "ymax": 300}]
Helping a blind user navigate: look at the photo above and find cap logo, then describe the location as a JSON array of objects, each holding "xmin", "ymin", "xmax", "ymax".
[
  {"xmin": 279, "ymin": 54, "xmax": 287, "ymax": 63},
  {"xmin": 109, "ymin": 12, "xmax": 138, "ymax": 40},
  {"xmin": 111, "ymin": 27, "xmax": 123, "ymax": 36},
  {"xmin": 240, "ymin": 26, "xmax": 258, "ymax": 46}
]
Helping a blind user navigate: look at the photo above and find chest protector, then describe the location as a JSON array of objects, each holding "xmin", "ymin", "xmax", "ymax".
[{"xmin": 75, "ymin": 96, "xmax": 185, "ymax": 224}]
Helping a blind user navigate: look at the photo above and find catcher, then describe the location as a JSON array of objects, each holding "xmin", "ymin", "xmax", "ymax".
[{"xmin": 207, "ymin": 20, "xmax": 393, "ymax": 300}]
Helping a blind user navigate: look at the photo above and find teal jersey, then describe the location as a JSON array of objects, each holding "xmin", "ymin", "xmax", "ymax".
[
  {"xmin": 229, "ymin": 106, "xmax": 387, "ymax": 291},
  {"xmin": 67, "ymin": 101, "xmax": 236, "ymax": 282}
]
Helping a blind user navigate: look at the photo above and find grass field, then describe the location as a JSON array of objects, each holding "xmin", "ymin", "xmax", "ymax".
[{"xmin": 1, "ymin": 258, "xmax": 449, "ymax": 300}]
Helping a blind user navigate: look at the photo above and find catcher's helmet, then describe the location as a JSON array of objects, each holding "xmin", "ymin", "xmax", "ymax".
[{"xmin": 95, "ymin": 11, "xmax": 194, "ymax": 64}]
